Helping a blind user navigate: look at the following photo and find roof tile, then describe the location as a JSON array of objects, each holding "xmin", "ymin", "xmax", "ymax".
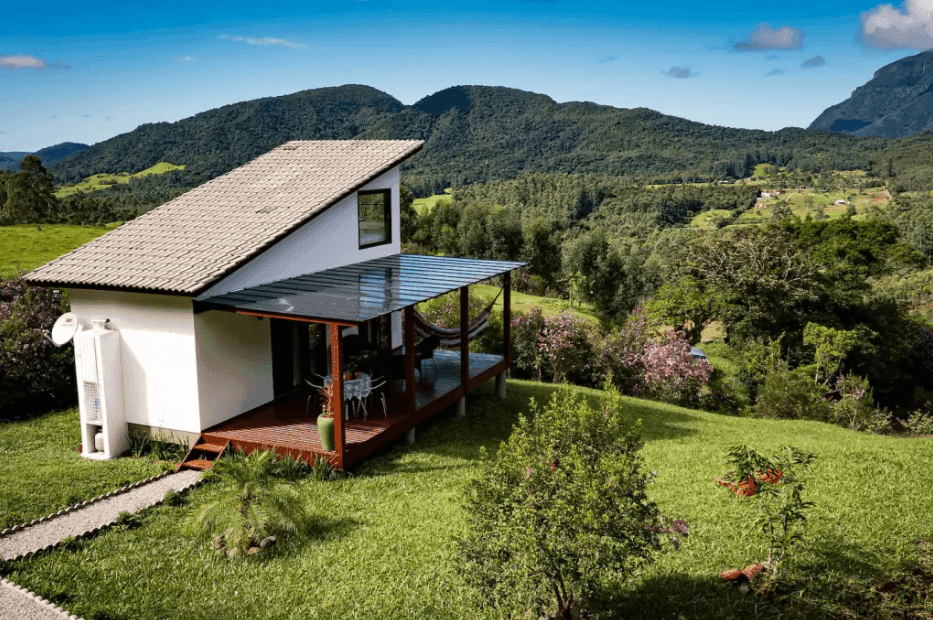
[{"xmin": 26, "ymin": 140, "xmax": 423, "ymax": 294}]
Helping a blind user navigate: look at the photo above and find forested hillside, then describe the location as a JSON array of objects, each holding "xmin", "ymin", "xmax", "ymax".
[{"xmin": 48, "ymin": 84, "xmax": 899, "ymax": 196}]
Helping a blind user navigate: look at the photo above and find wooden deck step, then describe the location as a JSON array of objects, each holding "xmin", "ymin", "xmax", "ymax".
[
  {"xmin": 180, "ymin": 458, "xmax": 216, "ymax": 471},
  {"xmin": 178, "ymin": 437, "xmax": 230, "ymax": 472}
]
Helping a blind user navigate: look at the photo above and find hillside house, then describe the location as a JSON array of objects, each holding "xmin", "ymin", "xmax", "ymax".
[{"xmin": 26, "ymin": 141, "xmax": 523, "ymax": 470}]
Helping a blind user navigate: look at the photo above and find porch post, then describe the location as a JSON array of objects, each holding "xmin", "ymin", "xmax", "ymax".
[
  {"xmin": 330, "ymin": 323, "xmax": 345, "ymax": 469},
  {"xmin": 504, "ymin": 272, "xmax": 512, "ymax": 367},
  {"xmin": 497, "ymin": 272, "xmax": 511, "ymax": 400},
  {"xmin": 459, "ymin": 285, "xmax": 469, "ymax": 416},
  {"xmin": 404, "ymin": 306, "xmax": 416, "ymax": 417}
]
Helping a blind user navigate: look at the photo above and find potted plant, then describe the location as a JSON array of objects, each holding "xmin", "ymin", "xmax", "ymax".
[{"xmin": 317, "ymin": 383, "xmax": 335, "ymax": 452}]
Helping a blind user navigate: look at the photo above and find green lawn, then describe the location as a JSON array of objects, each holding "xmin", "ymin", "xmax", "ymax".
[
  {"xmin": 412, "ymin": 191, "xmax": 451, "ymax": 215},
  {"xmin": 0, "ymin": 408, "xmax": 167, "ymax": 530},
  {"xmin": 3, "ymin": 381, "xmax": 932, "ymax": 619},
  {"xmin": 472, "ymin": 282, "xmax": 602, "ymax": 323},
  {"xmin": 0, "ymin": 224, "xmax": 117, "ymax": 278},
  {"xmin": 54, "ymin": 162, "xmax": 185, "ymax": 198}
]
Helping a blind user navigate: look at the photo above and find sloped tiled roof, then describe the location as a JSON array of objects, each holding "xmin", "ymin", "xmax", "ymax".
[{"xmin": 26, "ymin": 140, "xmax": 423, "ymax": 295}]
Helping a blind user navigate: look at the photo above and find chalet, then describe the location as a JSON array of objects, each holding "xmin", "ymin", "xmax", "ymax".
[{"xmin": 26, "ymin": 141, "xmax": 523, "ymax": 470}]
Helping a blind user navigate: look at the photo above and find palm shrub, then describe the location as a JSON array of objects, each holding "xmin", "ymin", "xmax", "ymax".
[
  {"xmin": 459, "ymin": 384, "xmax": 684, "ymax": 620},
  {"xmin": 187, "ymin": 449, "xmax": 311, "ymax": 554}
]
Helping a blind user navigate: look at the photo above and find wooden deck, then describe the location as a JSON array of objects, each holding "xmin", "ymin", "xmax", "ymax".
[{"xmin": 199, "ymin": 350, "xmax": 505, "ymax": 469}]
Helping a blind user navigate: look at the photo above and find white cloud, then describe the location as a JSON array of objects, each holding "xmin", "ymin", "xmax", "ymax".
[
  {"xmin": 0, "ymin": 54, "xmax": 69, "ymax": 70},
  {"xmin": 734, "ymin": 23, "xmax": 806, "ymax": 51},
  {"xmin": 858, "ymin": 0, "xmax": 933, "ymax": 49},
  {"xmin": 219, "ymin": 35, "xmax": 308, "ymax": 50},
  {"xmin": 765, "ymin": 68, "xmax": 785, "ymax": 77},
  {"xmin": 178, "ymin": 55, "xmax": 196, "ymax": 62},
  {"xmin": 664, "ymin": 66, "xmax": 698, "ymax": 78}
]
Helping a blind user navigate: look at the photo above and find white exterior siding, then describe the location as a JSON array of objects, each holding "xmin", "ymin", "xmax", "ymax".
[
  {"xmin": 68, "ymin": 290, "xmax": 201, "ymax": 434},
  {"xmin": 194, "ymin": 311, "xmax": 274, "ymax": 430},
  {"xmin": 199, "ymin": 166, "xmax": 402, "ymax": 298}
]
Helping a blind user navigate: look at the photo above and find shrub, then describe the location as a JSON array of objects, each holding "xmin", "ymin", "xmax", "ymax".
[
  {"xmin": 510, "ymin": 307, "xmax": 547, "ymax": 380},
  {"xmin": 754, "ymin": 362, "xmax": 832, "ymax": 421},
  {"xmin": 0, "ymin": 275, "xmax": 75, "ymax": 418},
  {"xmin": 459, "ymin": 384, "xmax": 684, "ymax": 619},
  {"xmin": 902, "ymin": 410, "xmax": 933, "ymax": 436},
  {"xmin": 827, "ymin": 374, "xmax": 887, "ymax": 432}
]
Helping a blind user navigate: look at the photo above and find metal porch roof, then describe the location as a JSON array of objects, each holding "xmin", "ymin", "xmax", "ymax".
[{"xmin": 194, "ymin": 254, "xmax": 525, "ymax": 324}]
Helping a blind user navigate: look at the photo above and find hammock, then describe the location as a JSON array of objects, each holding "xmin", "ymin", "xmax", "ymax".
[{"xmin": 413, "ymin": 289, "xmax": 502, "ymax": 347}]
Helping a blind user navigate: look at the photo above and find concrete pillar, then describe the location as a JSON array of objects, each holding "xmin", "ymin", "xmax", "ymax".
[
  {"xmin": 406, "ymin": 428, "xmax": 416, "ymax": 444},
  {"xmin": 456, "ymin": 396, "xmax": 466, "ymax": 419},
  {"xmin": 496, "ymin": 371, "xmax": 507, "ymax": 399}
]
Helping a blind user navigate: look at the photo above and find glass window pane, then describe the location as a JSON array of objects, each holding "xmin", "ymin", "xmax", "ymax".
[{"xmin": 358, "ymin": 190, "xmax": 390, "ymax": 248}]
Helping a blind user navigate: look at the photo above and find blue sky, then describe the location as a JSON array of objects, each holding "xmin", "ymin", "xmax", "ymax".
[{"xmin": 2, "ymin": 0, "xmax": 931, "ymax": 152}]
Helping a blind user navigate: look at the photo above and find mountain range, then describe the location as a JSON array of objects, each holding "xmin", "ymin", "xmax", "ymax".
[
  {"xmin": 809, "ymin": 49, "xmax": 933, "ymax": 139},
  {"xmin": 0, "ymin": 143, "xmax": 88, "ymax": 172},
  {"xmin": 46, "ymin": 84, "xmax": 891, "ymax": 196}
]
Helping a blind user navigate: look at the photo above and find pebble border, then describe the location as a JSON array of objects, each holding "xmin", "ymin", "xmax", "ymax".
[
  {"xmin": 0, "ymin": 471, "xmax": 174, "ymax": 540},
  {"xmin": 1, "ymin": 577, "xmax": 86, "ymax": 620},
  {"xmin": 0, "ymin": 471, "xmax": 206, "ymax": 562}
]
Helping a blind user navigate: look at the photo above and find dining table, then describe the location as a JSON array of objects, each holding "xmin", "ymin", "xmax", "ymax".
[{"xmin": 323, "ymin": 372, "xmax": 373, "ymax": 418}]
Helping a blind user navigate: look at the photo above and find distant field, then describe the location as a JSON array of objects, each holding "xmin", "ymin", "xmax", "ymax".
[
  {"xmin": 54, "ymin": 162, "xmax": 185, "ymax": 198},
  {"xmin": 412, "ymin": 191, "xmax": 451, "ymax": 215},
  {"xmin": 472, "ymin": 282, "xmax": 601, "ymax": 323},
  {"xmin": 689, "ymin": 185, "xmax": 891, "ymax": 230},
  {"xmin": 0, "ymin": 224, "xmax": 115, "ymax": 277}
]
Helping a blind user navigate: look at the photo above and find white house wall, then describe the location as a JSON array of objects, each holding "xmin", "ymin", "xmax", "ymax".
[
  {"xmin": 199, "ymin": 167, "xmax": 402, "ymax": 298},
  {"xmin": 193, "ymin": 310, "xmax": 274, "ymax": 430},
  {"xmin": 68, "ymin": 290, "xmax": 201, "ymax": 434}
]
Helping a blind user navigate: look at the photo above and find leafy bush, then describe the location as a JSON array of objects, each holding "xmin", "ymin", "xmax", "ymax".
[
  {"xmin": 0, "ymin": 275, "xmax": 75, "ymax": 418},
  {"xmin": 902, "ymin": 410, "xmax": 933, "ymax": 436},
  {"xmin": 459, "ymin": 385, "xmax": 684, "ymax": 619},
  {"xmin": 827, "ymin": 374, "xmax": 889, "ymax": 433},
  {"xmin": 754, "ymin": 362, "xmax": 832, "ymax": 421}
]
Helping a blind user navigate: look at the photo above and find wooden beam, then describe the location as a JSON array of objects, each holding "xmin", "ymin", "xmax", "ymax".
[
  {"xmin": 228, "ymin": 308, "xmax": 357, "ymax": 327},
  {"xmin": 404, "ymin": 306, "xmax": 416, "ymax": 416},
  {"xmin": 504, "ymin": 272, "xmax": 512, "ymax": 368},
  {"xmin": 330, "ymin": 323, "xmax": 345, "ymax": 470},
  {"xmin": 460, "ymin": 285, "xmax": 469, "ymax": 392}
]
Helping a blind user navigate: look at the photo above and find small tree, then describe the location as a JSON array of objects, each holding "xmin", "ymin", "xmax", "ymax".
[
  {"xmin": 460, "ymin": 385, "xmax": 685, "ymax": 619},
  {"xmin": 722, "ymin": 445, "xmax": 816, "ymax": 573}
]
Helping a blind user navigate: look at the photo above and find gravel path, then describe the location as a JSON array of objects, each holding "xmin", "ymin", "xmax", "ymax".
[
  {"xmin": 0, "ymin": 579, "xmax": 80, "ymax": 620},
  {"xmin": 0, "ymin": 470, "xmax": 200, "ymax": 561}
]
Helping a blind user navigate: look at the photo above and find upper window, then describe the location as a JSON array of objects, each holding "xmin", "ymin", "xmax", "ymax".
[{"xmin": 358, "ymin": 189, "xmax": 392, "ymax": 249}]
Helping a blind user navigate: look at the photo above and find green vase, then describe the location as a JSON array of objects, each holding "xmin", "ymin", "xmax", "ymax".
[{"xmin": 317, "ymin": 413, "xmax": 335, "ymax": 452}]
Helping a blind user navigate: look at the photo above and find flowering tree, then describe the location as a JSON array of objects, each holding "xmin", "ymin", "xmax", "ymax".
[
  {"xmin": 640, "ymin": 329, "xmax": 713, "ymax": 407},
  {"xmin": 0, "ymin": 275, "xmax": 75, "ymax": 417}
]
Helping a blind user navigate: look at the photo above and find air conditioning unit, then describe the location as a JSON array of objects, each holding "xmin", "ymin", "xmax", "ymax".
[{"xmin": 72, "ymin": 319, "xmax": 127, "ymax": 459}]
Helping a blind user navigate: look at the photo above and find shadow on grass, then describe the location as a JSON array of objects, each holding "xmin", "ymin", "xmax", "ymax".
[{"xmin": 354, "ymin": 381, "xmax": 700, "ymax": 481}]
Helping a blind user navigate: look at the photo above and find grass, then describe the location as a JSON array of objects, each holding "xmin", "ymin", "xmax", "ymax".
[
  {"xmin": 54, "ymin": 162, "xmax": 184, "ymax": 198},
  {"xmin": 0, "ymin": 223, "xmax": 117, "ymax": 277},
  {"xmin": 411, "ymin": 191, "xmax": 451, "ymax": 215},
  {"xmin": 3, "ymin": 381, "xmax": 932, "ymax": 619},
  {"xmin": 0, "ymin": 408, "xmax": 167, "ymax": 529},
  {"xmin": 472, "ymin": 282, "xmax": 602, "ymax": 323}
]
